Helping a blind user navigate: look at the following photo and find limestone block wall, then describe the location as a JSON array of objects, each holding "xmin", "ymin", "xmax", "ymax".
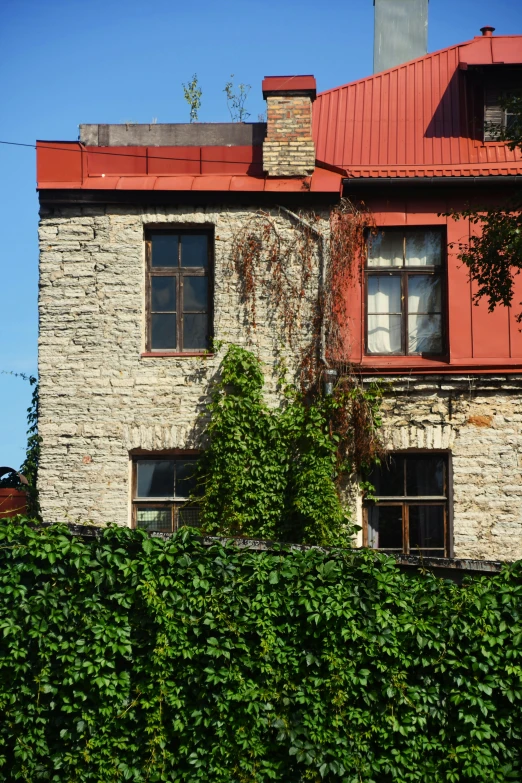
[
  {"xmin": 359, "ymin": 375, "xmax": 522, "ymax": 562},
  {"xmin": 37, "ymin": 203, "xmax": 325, "ymax": 527},
  {"xmin": 38, "ymin": 203, "xmax": 522, "ymax": 560}
]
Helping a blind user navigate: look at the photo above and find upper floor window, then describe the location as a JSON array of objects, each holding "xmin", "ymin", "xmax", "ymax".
[
  {"xmin": 132, "ymin": 455, "xmax": 201, "ymax": 532},
  {"xmin": 366, "ymin": 229, "xmax": 444, "ymax": 356},
  {"xmin": 146, "ymin": 230, "xmax": 212, "ymax": 353},
  {"xmin": 363, "ymin": 452, "xmax": 450, "ymax": 557},
  {"xmin": 483, "ymin": 70, "xmax": 522, "ymax": 142}
]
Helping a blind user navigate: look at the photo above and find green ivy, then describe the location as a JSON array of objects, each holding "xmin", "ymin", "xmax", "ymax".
[
  {"xmin": 197, "ymin": 345, "xmax": 383, "ymax": 546},
  {"xmin": 0, "ymin": 519, "xmax": 521, "ymax": 782}
]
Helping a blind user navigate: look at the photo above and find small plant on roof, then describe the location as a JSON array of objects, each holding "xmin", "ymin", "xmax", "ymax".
[
  {"xmin": 224, "ymin": 75, "xmax": 251, "ymax": 122},
  {"xmin": 182, "ymin": 73, "xmax": 202, "ymax": 123}
]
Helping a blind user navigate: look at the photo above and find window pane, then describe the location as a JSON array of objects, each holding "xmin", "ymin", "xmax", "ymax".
[
  {"xmin": 183, "ymin": 277, "xmax": 208, "ymax": 311},
  {"xmin": 368, "ymin": 276, "xmax": 401, "ymax": 313},
  {"xmin": 406, "ymin": 456, "xmax": 444, "ymax": 496},
  {"xmin": 409, "ymin": 506, "xmax": 445, "ymax": 551},
  {"xmin": 405, "ymin": 231, "xmax": 441, "ymax": 266},
  {"xmin": 367, "ymin": 231, "xmax": 403, "ymax": 267},
  {"xmin": 136, "ymin": 507, "xmax": 172, "ymax": 532},
  {"xmin": 137, "ymin": 460, "xmax": 175, "ymax": 497},
  {"xmin": 178, "ymin": 506, "xmax": 201, "ymax": 529},
  {"xmin": 367, "ymin": 506, "xmax": 403, "ymax": 550},
  {"xmin": 151, "ymin": 235, "xmax": 178, "ymax": 267},
  {"xmin": 152, "ymin": 277, "xmax": 176, "ymax": 312},
  {"xmin": 368, "ymin": 455, "xmax": 405, "ymax": 496},
  {"xmin": 183, "ymin": 314, "xmax": 208, "ymax": 350},
  {"xmin": 176, "ymin": 460, "xmax": 199, "ymax": 498},
  {"xmin": 408, "ymin": 276, "xmax": 441, "ymax": 313},
  {"xmin": 151, "ymin": 314, "xmax": 177, "ymax": 349},
  {"xmin": 181, "ymin": 235, "xmax": 208, "ymax": 268},
  {"xmin": 368, "ymin": 315, "xmax": 402, "ymax": 354},
  {"xmin": 408, "ymin": 314, "xmax": 442, "ymax": 353}
]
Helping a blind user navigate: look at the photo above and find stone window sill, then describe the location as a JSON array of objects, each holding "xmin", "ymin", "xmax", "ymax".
[{"xmin": 140, "ymin": 352, "xmax": 215, "ymax": 358}]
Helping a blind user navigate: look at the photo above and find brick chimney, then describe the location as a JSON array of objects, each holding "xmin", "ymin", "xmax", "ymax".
[{"xmin": 262, "ymin": 75, "xmax": 316, "ymax": 177}]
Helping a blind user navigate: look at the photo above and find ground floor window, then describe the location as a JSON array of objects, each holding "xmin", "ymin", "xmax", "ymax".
[
  {"xmin": 363, "ymin": 452, "xmax": 450, "ymax": 557},
  {"xmin": 132, "ymin": 455, "xmax": 201, "ymax": 532}
]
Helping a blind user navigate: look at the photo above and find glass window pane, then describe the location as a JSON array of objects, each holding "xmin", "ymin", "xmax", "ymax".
[
  {"xmin": 368, "ymin": 455, "xmax": 405, "ymax": 497},
  {"xmin": 368, "ymin": 276, "xmax": 402, "ymax": 313},
  {"xmin": 137, "ymin": 460, "xmax": 175, "ymax": 497},
  {"xmin": 151, "ymin": 235, "xmax": 178, "ymax": 267},
  {"xmin": 405, "ymin": 231, "xmax": 441, "ymax": 266},
  {"xmin": 152, "ymin": 277, "xmax": 176, "ymax": 312},
  {"xmin": 367, "ymin": 506, "xmax": 403, "ymax": 550},
  {"xmin": 408, "ymin": 276, "xmax": 441, "ymax": 313},
  {"xmin": 406, "ymin": 456, "xmax": 444, "ymax": 496},
  {"xmin": 409, "ymin": 506, "xmax": 445, "ymax": 551},
  {"xmin": 183, "ymin": 277, "xmax": 208, "ymax": 312},
  {"xmin": 368, "ymin": 314, "xmax": 402, "ymax": 354},
  {"xmin": 408, "ymin": 315, "xmax": 442, "ymax": 354},
  {"xmin": 178, "ymin": 506, "xmax": 201, "ymax": 529},
  {"xmin": 176, "ymin": 460, "xmax": 199, "ymax": 498},
  {"xmin": 151, "ymin": 314, "xmax": 177, "ymax": 349},
  {"xmin": 136, "ymin": 507, "xmax": 172, "ymax": 532},
  {"xmin": 367, "ymin": 231, "xmax": 403, "ymax": 267},
  {"xmin": 181, "ymin": 235, "xmax": 208, "ymax": 268},
  {"xmin": 183, "ymin": 314, "xmax": 208, "ymax": 350}
]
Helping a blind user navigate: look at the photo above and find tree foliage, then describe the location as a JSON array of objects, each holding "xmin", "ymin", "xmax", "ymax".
[
  {"xmin": 196, "ymin": 345, "xmax": 383, "ymax": 546},
  {"xmin": 0, "ymin": 519, "xmax": 522, "ymax": 782},
  {"xmin": 449, "ymin": 95, "xmax": 522, "ymax": 318}
]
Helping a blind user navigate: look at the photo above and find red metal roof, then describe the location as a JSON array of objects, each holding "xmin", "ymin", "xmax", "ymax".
[
  {"xmin": 313, "ymin": 34, "xmax": 522, "ymax": 178},
  {"xmin": 36, "ymin": 142, "xmax": 342, "ymax": 193}
]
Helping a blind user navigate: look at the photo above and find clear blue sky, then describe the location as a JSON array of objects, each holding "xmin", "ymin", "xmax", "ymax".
[{"xmin": 1, "ymin": 0, "xmax": 521, "ymax": 470}]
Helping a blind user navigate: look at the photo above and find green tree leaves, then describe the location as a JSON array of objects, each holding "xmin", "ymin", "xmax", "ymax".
[{"xmin": 1, "ymin": 519, "xmax": 521, "ymax": 781}]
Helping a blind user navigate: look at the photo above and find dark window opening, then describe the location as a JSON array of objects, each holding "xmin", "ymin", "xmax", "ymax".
[
  {"xmin": 483, "ymin": 69, "xmax": 522, "ymax": 142},
  {"xmin": 366, "ymin": 229, "xmax": 444, "ymax": 356},
  {"xmin": 132, "ymin": 455, "xmax": 201, "ymax": 532},
  {"xmin": 364, "ymin": 452, "xmax": 450, "ymax": 557},
  {"xmin": 146, "ymin": 230, "xmax": 212, "ymax": 353}
]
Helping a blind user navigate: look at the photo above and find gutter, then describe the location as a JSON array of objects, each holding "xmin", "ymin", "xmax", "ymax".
[{"xmin": 343, "ymin": 176, "xmax": 522, "ymax": 187}]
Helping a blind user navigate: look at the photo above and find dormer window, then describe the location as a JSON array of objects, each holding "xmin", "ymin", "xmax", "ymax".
[{"xmin": 483, "ymin": 69, "xmax": 522, "ymax": 142}]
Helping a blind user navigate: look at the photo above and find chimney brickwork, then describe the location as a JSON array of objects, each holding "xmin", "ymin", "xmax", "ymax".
[{"xmin": 262, "ymin": 76, "xmax": 316, "ymax": 177}]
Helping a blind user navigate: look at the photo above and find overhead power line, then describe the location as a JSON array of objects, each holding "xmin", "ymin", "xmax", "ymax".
[{"xmin": 0, "ymin": 139, "xmax": 262, "ymax": 167}]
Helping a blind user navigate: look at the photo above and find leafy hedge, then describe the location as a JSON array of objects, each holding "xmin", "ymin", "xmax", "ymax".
[{"xmin": 1, "ymin": 520, "xmax": 522, "ymax": 782}]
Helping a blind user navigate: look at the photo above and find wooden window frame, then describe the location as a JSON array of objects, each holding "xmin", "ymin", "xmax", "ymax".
[
  {"xmin": 364, "ymin": 227, "xmax": 447, "ymax": 358},
  {"xmin": 131, "ymin": 453, "xmax": 201, "ymax": 533},
  {"xmin": 145, "ymin": 227, "xmax": 213, "ymax": 354},
  {"xmin": 363, "ymin": 451, "xmax": 452, "ymax": 557}
]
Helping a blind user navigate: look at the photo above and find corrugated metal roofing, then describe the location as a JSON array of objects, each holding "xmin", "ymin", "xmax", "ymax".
[{"xmin": 313, "ymin": 34, "xmax": 522, "ymax": 177}]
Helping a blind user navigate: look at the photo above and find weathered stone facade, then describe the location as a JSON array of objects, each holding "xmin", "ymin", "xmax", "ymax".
[
  {"xmin": 38, "ymin": 204, "xmax": 522, "ymax": 561},
  {"xmin": 37, "ymin": 203, "xmax": 324, "ymax": 527}
]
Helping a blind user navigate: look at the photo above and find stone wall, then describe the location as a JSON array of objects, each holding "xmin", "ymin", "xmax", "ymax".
[
  {"xmin": 357, "ymin": 375, "xmax": 522, "ymax": 562},
  {"xmin": 38, "ymin": 204, "xmax": 522, "ymax": 560},
  {"xmin": 37, "ymin": 203, "xmax": 324, "ymax": 527}
]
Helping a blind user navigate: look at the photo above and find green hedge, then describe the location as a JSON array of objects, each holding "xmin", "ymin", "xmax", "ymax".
[{"xmin": 0, "ymin": 520, "xmax": 521, "ymax": 782}]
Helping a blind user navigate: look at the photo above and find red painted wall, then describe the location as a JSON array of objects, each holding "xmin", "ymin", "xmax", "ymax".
[{"xmin": 340, "ymin": 188, "xmax": 522, "ymax": 373}]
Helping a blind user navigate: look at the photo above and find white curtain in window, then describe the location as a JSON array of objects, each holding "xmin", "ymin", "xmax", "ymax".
[
  {"xmin": 368, "ymin": 231, "xmax": 403, "ymax": 267},
  {"xmin": 405, "ymin": 231, "xmax": 441, "ymax": 266},
  {"xmin": 367, "ymin": 276, "xmax": 402, "ymax": 353}
]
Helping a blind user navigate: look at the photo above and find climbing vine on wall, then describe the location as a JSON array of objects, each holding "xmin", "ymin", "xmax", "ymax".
[
  {"xmin": 196, "ymin": 345, "xmax": 383, "ymax": 545},
  {"xmin": 229, "ymin": 199, "xmax": 375, "ymax": 388}
]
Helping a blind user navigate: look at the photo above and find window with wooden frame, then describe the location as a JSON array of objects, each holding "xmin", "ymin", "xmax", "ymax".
[
  {"xmin": 363, "ymin": 452, "xmax": 451, "ymax": 557},
  {"xmin": 365, "ymin": 229, "xmax": 444, "ymax": 356},
  {"xmin": 483, "ymin": 69, "xmax": 522, "ymax": 142},
  {"xmin": 132, "ymin": 455, "xmax": 201, "ymax": 533},
  {"xmin": 146, "ymin": 229, "xmax": 212, "ymax": 353}
]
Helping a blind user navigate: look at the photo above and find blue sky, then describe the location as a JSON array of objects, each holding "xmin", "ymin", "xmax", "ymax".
[{"xmin": 1, "ymin": 0, "xmax": 521, "ymax": 470}]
